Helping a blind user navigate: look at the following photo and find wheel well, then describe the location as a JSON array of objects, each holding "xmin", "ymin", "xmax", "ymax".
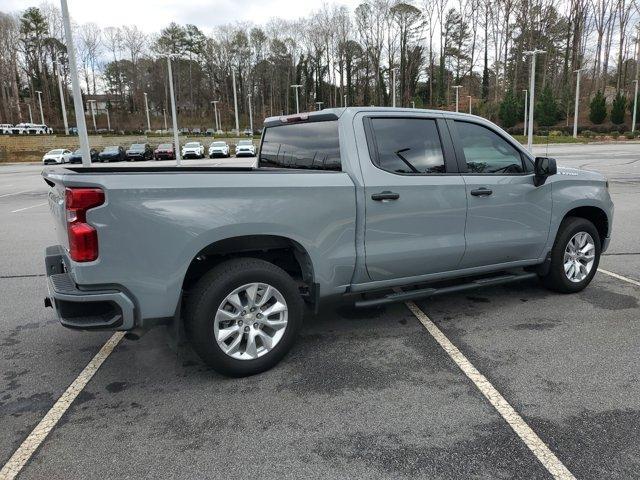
[
  {"xmin": 181, "ymin": 235, "xmax": 314, "ymax": 295},
  {"xmin": 565, "ymin": 206, "xmax": 609, "ymax": 243}
]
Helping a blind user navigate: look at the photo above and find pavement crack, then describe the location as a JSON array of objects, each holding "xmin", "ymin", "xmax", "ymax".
[{"xmin": 0, "ymin": 274, "xmax": 45, "ymax": 279}]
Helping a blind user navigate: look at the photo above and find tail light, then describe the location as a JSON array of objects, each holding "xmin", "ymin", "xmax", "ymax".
[{"xmin": 65, "ymin": 187, "xmax": 105, "ymax": 262}]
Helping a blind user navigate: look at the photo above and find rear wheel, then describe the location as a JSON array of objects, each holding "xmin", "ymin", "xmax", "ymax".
[
  {"xmin": 540, "ymin": 217, "xmax": 601, "ymax": 293},
  {"xmin": 184, "ymin": 258, "xmax": 303, "ymax": 377}
]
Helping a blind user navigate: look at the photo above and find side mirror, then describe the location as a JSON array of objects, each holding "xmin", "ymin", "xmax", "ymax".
[{"xmin": 534, "ymin": 157, "xmax": 557, "ymax": 186}]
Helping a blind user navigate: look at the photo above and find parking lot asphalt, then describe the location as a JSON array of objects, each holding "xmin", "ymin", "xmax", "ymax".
[{"xmin": 1, "ymin": 144, "xmax": 639, "ymax": 479}]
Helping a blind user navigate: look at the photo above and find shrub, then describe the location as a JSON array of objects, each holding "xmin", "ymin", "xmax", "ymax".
[
  {"xmin": 589, "ymin": 90, "xmax": 607, "ymax": 124},
  {"xmin": 624, "ymin": 131, "xmax": 635, "ymax": 139},
  {"xmin": 498, "ymin": 90, "xmax": 519, "ymax": 128},
  {"xmin": 610, "ymin": 131, "xmax": 620, "ymax": 139},
  {"xmin": 582, "ymin": 130, "xmax": 594, "ymax": 138},
  {"xmin": 535, "ymin": 86, "xmax": 559, "ymax": 126},
  {"xmin": 549, "ymin": 130, "xmax": 563, "ymax": 137},
  {"xmin": 610, "ymin": 92, "xmax": 626, "ymax": 124}
]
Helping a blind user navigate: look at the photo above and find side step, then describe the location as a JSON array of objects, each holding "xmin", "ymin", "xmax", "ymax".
[{"xmin": 354, "ymin": 272, "xmax": 538, "ymax": 308}]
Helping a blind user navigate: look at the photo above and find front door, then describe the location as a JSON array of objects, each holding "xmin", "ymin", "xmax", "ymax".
[
  {"xmin": 449, "ymin": 120, "xmax": 552, "ymax": 269},
  {"xmin": 360, "ymin": 114, "xmax": 468, "ymax": 281}
]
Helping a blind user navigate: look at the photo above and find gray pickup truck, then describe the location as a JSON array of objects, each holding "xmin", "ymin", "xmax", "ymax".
[{"xmin": 43, "ymin": 108, "xmax": 613, "ymax": 376}]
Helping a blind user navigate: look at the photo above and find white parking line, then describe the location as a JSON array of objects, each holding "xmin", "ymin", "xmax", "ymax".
[
  {"xmin": 0, "ymin": 332, "xmax": 125, "ymax": 480},
  {"xmin": 598, "ymin": 268, "xmax": 640, "ymax": 287},
  {"xmin": 0, "ymin": 189, "xmax": 31, "ymax": 198},
  {"xmin": 11, "ymin": 203, "xmax": 47, "ymax": 213},
  {"xmin": 405, "ymin": 301, "xmax": 575, "ymax": 480}
]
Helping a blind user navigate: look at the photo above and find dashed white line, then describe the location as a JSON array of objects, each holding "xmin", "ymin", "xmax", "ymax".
[
  {"xmin": 405, "ymin": 301, "xmax": 576, "ymax": 480},
  {"xmin": 598, "ymin": 268, "xmax": 640, "ymax": 287},
  {"xmin": 0, "ymin": 189, "xmax": 31, "ymax": 198},
  {"xmin": 10, "ymin": 202, "xmax": 47, "ymax": 213},
  {"xmin": 0, "ymin": 332, "xmax": 125, "ymax": 480}
]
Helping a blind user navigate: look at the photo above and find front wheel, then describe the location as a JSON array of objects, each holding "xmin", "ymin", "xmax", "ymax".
[
  {"xmin": 540, "ymin": 217, "xmax": 601, "ymax": 293},
  {"xmin": 184, "ymin": 258, "xmax": 304, "ymax": 377}
]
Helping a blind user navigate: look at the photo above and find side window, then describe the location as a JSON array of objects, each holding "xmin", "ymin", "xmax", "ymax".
[
  {"xmin": 455, "ymin": 121, "xmax": 525, "ymax": 174},
  {"xmin": 259, "ymin": 121, "xmax": 341, "ymax": 170},
  {"xmin": 369, "ymin": 118, "xmax": 446, "ymax": 174}
]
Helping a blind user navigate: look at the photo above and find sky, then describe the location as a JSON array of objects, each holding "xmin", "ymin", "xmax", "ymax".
[{"xmin": 1, "ymin": 0, "xmax": 362, "ymax": 31}]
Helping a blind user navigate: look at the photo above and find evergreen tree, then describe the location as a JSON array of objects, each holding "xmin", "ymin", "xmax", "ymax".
[
  {"xmin": 589, "ymin": 90, "xmax": 607, "ymax": 124},
  {"xmin": 610, "ymin": 92, "xmax": 626, "ymax": 125},
  {"xmin": 498, "ymin": 89, "xmax": 518, "ymax": 128},
  {"xmin": 535, "ymin": 86, "xmax": 558, "ymax": 126}
]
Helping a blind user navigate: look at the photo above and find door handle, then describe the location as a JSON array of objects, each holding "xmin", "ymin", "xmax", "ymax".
[
  {"xmin": 371, "ymin": 191, "xmax": 400, "ymax": 201},
  {"xmin": 470, "ymin": 188, "xmax": 493, "ymax": 197}
]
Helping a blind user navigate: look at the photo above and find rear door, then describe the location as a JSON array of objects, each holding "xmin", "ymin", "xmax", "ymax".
[
  {"xmin": 359, "ymin": 113, "xmax": 467, "ymax": 281},
  {"xmin": 448, "ymin": 119, "xmax": 552, "ymax": 268}
]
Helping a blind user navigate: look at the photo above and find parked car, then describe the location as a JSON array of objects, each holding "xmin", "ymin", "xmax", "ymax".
[
  {"xmin": 68, "ymin": 148, "xmax": 99, "ymax": 164},
  {"xmin": 205, "ymin": 128, "xmax": 215, "ymax": 136},
  {"xmin": 0, "ymin": 123, "xmax": 13, "ymax": 134},
  {"xmin": 42, "ymin": 107, "xmax": 613, "ymax": 377},
  {"xmin": 192, "ymin": 128, "xmax": 202, "ymax": 135},
  {"xmin": 154, "ymin": 143, "xmax": 175, "ymax": 160},
  {"xmin": 215, "ymin": 129, "xmax": 224, "ymax": 135},
  {"xmin": 10, "ymin": 123, "xmax": 52, "ymax": 134},
  {"xmin": 98, "ymin": 146, "xmax": 126, "ymax": 163},
  {"xmin": 243, "ymin": 128, "xmax": 253, "ymax": 136},
  {"xmin": 208, "ymin": 141, "xmax": 230, "ymax": 158},
  {"xmin": 42, "ymin": 148, "xmax": 72, "ymax": 165},
  {"xmin": 235, "ymin": 139, "xmax": 256, "ymax": 157},
  {"xmin": 182, "ymin": 141, "xmax": 205, "ymax": 159},
  {"xmin": 125, "ymin": 143, "xmax": 153, "ymax": 161}
]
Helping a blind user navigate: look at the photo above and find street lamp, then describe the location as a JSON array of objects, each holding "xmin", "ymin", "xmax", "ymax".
[
  {"xmin": 524, "ymin": 49, "xmax": 545, "ymax": 151},
  {"xmin": 27, "ymin": 103, "xmax": 33, "ymax": 123},
  {"xmin": 60, "ymin": 0, "xmax": 91, "ymax": 167},
  {"xmin": 210, "ymin": 101, "xmax": 219, "ymax": 132},
  {"xmin": 573, "ymin": 69, "xmax": 584, "ymax": 138},
  {"xmin": 452, "ymin": 85, "xmax": 463, "ymax": 112},
  {"xmin": 231, "ymin": 70, "xmax": 239, "ymax": 134},
  {"xmin": 105, "ymin": 106, "xmax": 111, "ymax": 131},
  {"xmin": 55, "ymin": 61, "xmax": 69, "ymax": 135},
  {"xmin": 291, "ymin": 84, "xmax": 302, "ymax": 114},
  {"xmin": 343, "ymin": 94, "xmax": 347, "ymax": 107},
  {"xmin": 315, "ymin": 101, "xmax": 323, "ymax": 110},
  {"xmin": 162, "ymin": 54, "xmax": 181, "ymax": 166},
  {"xmin": 468, "ymin": 95, "xmax": 472, "ymax": 114},
  {"xmin": 391, "ymin": 67, "xmax": 398, "ymax": 107},
  {"xmin": 522, "ymin": 89, "xmax": 528, "ymax": 136},
  {"xmin": 163, "ymin": 108, "xmax": 167, "ymax": 131},
  {"xmin": 247, "ymin": 93, "xmax": 253, "ymax": 133},
  {"xmin": 88, "ymin": 99, "xmax": 97, "ymax": 132},
  {"xmin": 632, "ymin": 80, "xmax": 639, "ymax": 133},
  {"xmin": 411, "ymin": 101, "xmax": 415, "ymax": 109},
  {"xmin": 143, "ymin": 92, "xmax": 151, "ymax": 132},
  {"xmin": 35, "ymin": 91, "xmax": 44, "ymax": 124}
]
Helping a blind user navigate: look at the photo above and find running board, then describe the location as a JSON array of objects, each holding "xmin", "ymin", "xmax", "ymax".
[{"xmin": 354, "ymin": 272, "xmax": 538, "ymax": 308}]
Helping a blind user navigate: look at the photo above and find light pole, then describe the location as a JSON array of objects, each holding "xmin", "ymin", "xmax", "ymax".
[
  {"xmin": 411, "ymin": 101, "xmax": 415, "ymax": 108},
  {"xmin": 315, "ymin": 101, "xmax": 323, "ymax": 110},
  {"xmin": 88, "ymin": 99, "xmax": 97, "ymax": 132},
  {"xmin": 231, "ymin": 70, "xmax": 240, "ymax": 134},
  {"xmin": 143, "ymin": 92, "xmax": 151, "ymax": 132},
  {"xmin": 343, "ymin": 94, "xmax": 347, "ymax": 107},
  {"xmin": 573, "ymin": 69, "xmax": 584, "ymax": 138},
  {"xmin": 524, "ymin": 49, "xmax": 545, "ymax": 151},
  {"xmin": 633, "ymin": 26, "xmax": 640, "ymax": 133},
  {"xmin": 55, "ymin": 61, "xmax": 69, "ymax": 135},
  {"xmin": 452, "ymin": 85, "xmax": 463, "ymax": 112},
  {"xmin": 105, "ymin": 107, "xmax": 111, "ymax": 131},
  {"xmin": 291, "ymin": 84, "xmax": 302, "ymax": 114},
  {"xmin": 27, "ymin": 104, "xmax": 33, "ymax": 123},
  {"xmin": 35, "ymin": 90, "xmax": 44, "ymax": 124},
  {"xmin": 632, "ymin": 80, "xmax": 639, "ymax": 133},
  {"xmin": 164, "ymin": 55, "xmax": 181, "ymax": 166},
  {"xmin": 247, "ymin": 94, "xmax": 253, "ymax": 133},
  {"xmin": 60, "ymin": 0, "xmax": 91, "ymax": 166},
  {"xmin": 391, "ymin": 67, "xmax": 398, "ymax": 107},
  {"xmin": 468, "ymin": 95, "xmax": 472, "ymax": 114},
  {"xmin": 523, "ymin": 89, "xmax": 528, "ymax": 136},
  {"xmin": 163, "ymin": 108, "xmax": 167, "ymax": 131},
  {"xmin": 211, "ymin": 101, "xmax": 219, "ymax": 132}
]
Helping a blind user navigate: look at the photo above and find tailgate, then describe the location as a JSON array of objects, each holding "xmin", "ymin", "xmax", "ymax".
[{"xmin": 43, "ymin": 170, "xmax": 70, "ymax": 251}]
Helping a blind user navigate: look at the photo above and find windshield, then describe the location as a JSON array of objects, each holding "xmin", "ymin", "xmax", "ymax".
[
  {"xmin": 238, "ymin": 140, "xmax": 253, "ymax": 146},
  {"xmin": 212, "ymin": 142, "xmax": 226, "ymax": 147},
  {"xmin": 130, "ymin": 144, "xmax": 144, "ymax": 149},
  {"xmin": 73, "ymin": 149, "xmax": 82, "ymax": 155},
  {"xmin": 104, "ymin": 146, "xmax": 119, "ymax": 152},
  {"xmin": 185, "ymin": 142, "xmax": 200, "ymax": 148},
  {"xmin": 157, "ymin": 143, "xmax": 172, "ymax": 149},
  {"xmin": 48, "ymin": 149, "xmax": 64, "ymax": 155}
]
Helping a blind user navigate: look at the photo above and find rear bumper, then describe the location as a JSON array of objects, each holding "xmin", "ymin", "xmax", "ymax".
[{"xmin": 45, "ymin": 245, "xmax": 136, "ymax": 331}]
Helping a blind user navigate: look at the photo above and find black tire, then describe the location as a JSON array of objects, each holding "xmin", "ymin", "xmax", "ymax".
[
  {"xmin": 184, "ymin": 258, "xmax": 304, "ymax": 377},
  {"xmin": 540, "ymin": 216, "xmax": 601, "ymax": 293}
]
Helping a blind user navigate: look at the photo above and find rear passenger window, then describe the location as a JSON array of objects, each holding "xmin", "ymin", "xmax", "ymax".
[
  {"xmin": 369, "ymin": 118, "xmax": 446, "ymax": 174},
  {"xmin": 455, "ymin": 121, "xmax": 525, "ymax": 174},
  {"xmin": 259, "ymin": 121, "xmax": 341, "ymax": 170}
]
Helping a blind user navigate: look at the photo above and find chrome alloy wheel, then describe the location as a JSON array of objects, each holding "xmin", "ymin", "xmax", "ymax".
[
  {"xmin": 563, "ymin": 232, "xmax": 596, "ymax": 283},
  {"xmin": 214, "ymin": 283, "xmax": 288, "ymax": 360}
]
